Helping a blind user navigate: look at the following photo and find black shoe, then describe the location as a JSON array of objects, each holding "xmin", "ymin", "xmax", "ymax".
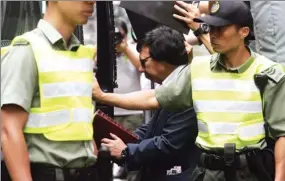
[{"xmin": 114, "ymin": 167, "xmax": 128, "ymax": 179}]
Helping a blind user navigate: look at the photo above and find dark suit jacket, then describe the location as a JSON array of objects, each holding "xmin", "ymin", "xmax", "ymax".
[{"xmin": 126, "ymin": 108, "xmax": 199, "ymax": 181}]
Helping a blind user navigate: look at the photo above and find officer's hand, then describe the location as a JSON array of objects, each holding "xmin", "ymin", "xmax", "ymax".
[
  {"xmin": 116, "ymin": 39, "xmax": 128, "ymax": 53},
  {"xmin": 173, "ymin": 1, "xmax": 201, "ymax": 31},
  {"xmin": 101, "ymin": 133, "xmax": 127, "ymax": 159},
  {"xmin": 92, "ymin": 77, "xmax": 104, "ymax": 101}
]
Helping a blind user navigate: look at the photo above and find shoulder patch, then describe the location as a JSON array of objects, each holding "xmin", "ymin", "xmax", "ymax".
[
  {"xmin": 262, "ymin": 65, "xmax": 285, "ymax": 83},
  {"xmin": 211, "ymin": 1, "xmax": 220, "ymax": 14}
]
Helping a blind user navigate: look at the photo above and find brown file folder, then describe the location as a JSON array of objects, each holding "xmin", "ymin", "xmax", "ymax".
[{"xmin": 93, "ymin": 110, "xmax": 139, "ymax": 148}]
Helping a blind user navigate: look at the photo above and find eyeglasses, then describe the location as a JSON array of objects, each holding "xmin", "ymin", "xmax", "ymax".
[{"xmin": 139, "ymin": 56, "xmax": 151, "ymax": 68}]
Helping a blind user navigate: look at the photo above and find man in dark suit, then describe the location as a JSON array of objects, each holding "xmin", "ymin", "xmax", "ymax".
[{"xmin": 101, "ymin": 26, "xmax": 198, "ymax": 181}]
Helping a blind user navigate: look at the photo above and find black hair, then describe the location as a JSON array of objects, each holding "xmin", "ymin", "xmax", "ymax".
[{"xmin": 136, "ymin": 26, "xmax": 188, "ymax": 66}]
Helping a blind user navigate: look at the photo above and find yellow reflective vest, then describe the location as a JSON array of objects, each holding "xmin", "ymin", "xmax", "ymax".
[
  {"xmin": 3, "ymin": 32, "xmax": 96, "ymax": 141},
  {"xmin": 191, "ymin": 54, "xmax": 277, "ymax": 150}
]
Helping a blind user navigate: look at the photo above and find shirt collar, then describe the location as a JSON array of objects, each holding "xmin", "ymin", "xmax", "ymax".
[
  {"xmin": 37, "ymin": 19, "xmax": 81, "ymax": 50},
  {"xmin": 211, "ymin": 47, "xmax": 256, "ymax": 73},
  {"xmin": 162, "ymin": 65, "xmax": 187, "ymax": 85}
]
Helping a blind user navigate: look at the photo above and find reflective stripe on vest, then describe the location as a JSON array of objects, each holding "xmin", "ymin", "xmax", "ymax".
[
  {"xmin": 191, "ymin": 54, "xmax": 276, "ymax": 150},
  {"xmin": 26, "ymin": 108, "xmax": 93, "ymax": 128},
  {"xmin": 42, "ymin": 82, "xmax": 92, "ymax": 98},
  {"xmin": 198, "ymin": 121, "xmax": 265, "ymax": 138},
  {"xmin": 194, "ymin": 100, "xmax": 262, "ymax": 113},
  {"xmin": 11, "ymin": 32, "xmax": 96, "ymax": 141}
]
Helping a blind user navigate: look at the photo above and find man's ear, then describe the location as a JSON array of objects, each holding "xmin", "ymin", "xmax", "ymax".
[{"xmin": 239, "ymin": 27, "xmax": 250, "ymax": 39}]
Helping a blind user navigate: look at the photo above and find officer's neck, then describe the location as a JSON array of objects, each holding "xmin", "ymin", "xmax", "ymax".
[
  {"xmin": 43, "ymin": 10, "xmax": 75, "ymax": 46},
  {"xmin": 222, "ymin": 44, "xmax": 251, "ymax": 69}
]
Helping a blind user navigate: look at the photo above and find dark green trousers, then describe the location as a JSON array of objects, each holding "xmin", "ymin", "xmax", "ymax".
[{"xmin": 189, "ymin": 166, "xmax": 259, "ymax": 181}]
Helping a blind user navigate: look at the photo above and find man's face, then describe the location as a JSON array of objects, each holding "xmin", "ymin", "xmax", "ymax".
[
  {"xmin": 56, "ymin": 1, "xmax": 95, "ymax": 25},
  {"xmin": 139, "ymin": 47, "xmax": 165, "ymax": 84},
  {"xmin": 209, "ymin": 24, "xmax": 248, "ymax": 53}
]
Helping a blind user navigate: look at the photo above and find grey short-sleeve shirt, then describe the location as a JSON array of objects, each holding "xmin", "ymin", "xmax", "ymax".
[
  {"xmin": 1, "ymin": 45, "xmax": 37, "ymax": 111},
  {"xmin": 1, "ymin": 19, "xmax": 96, "ymax": 168}
]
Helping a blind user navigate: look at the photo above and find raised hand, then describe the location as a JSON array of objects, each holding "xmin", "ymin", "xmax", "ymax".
[{"xmin": 173, "ymin": 1, "xmax": 201, "ymax": 31}]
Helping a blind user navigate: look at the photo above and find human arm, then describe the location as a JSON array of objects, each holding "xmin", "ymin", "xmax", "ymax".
[
  {"xmin": 116, "ymin": 39, "xmax": 141, "ymax": 70},
  {"xmin": 92, "ymin": 77, "xmax": 160, "ymax": 110},
  {"xmin": 126, "ymin": 108, "xmax": 197, "ymax": 168},
  {"xmin": 264, "ymin": 68, "xmax": 285, "ymax": 181},
  {"xmin": 92, "ymin": 64, "xmax": 193, "ymax": 111},
  {"xmin": 101, "ymin": 108, "xmax": 197, "ymax": 168},
  {"xmin": 100, "ymin": 115, "xmax": 155, "ymax": 166},
  {"xmin": 274, "ymin": 137, "xmax": 285, "ymax": 181},
  {"xmin": 1, "ymin": 106, "xmax": 32, "ymax": 181},
  {"xmin": 100, "ymin": 116, "xmax": 157, "ymax": 159},
  {"xmin": 173, "ymin": 1, "xmax": 215, "ymax": 54},
  {"xmin": 199, "ymin": 1, "xmax": 210, "ymax": 14},
  {"xmin": 1, "ymin": 45, "xmax": 37, "ymax": 181},
  {"xmin": 133, "ymin": 121, "xmax": 152, "ymax": 141},
  {"xmin": 184, "ymin": 31, "xmax": 214, "ymax": 54}
]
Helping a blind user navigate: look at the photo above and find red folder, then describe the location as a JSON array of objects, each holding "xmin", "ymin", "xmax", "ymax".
[{"xmin": 93, "ymin": 109, "xmax": 139, "ymax": 148}]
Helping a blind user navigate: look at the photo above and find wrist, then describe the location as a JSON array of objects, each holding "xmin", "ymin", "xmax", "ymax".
[
  {"xmin": 118, "ymin": 146, "xmax": 129, "ymax": 166},
  {"xmin": 123, "ymin": 45, "xmax": 132, "ymax": 56},
  {"xmin": 99, "ymin": 92, "xmax": 107, "ymax": 103},
  {"xmin": 193, "ymin": 23, "xmax": 210, "ymax": 38},
  {"xmin": 190, "ymin": 22, "xmax": 200, "ymax": 31},
  {"xmin": 92, "ymin": 89, "xmax": 105, "ymax": 103},
  {"xmin": 121, "ymin": 146, "xmax": 128, "ymax": 159},
  {"xmin": 121, "ymin": 43, "xmax": 129, "ymax": 53}
]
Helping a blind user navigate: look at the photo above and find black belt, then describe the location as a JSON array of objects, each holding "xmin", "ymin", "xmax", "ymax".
[
  {"xmin": 199, "ymin": 147, "xmax": 274, "ymax": 181},
  {"xmin": 30, "ymin": 163, "xmax": 97, "ymax": 181},
  {"xmin": 199, "ymin": 152, "xmax": 248, "ymax": 170},
  {"xmin": 1, "ymin": 161, "xmax": 97, "ymax": 181},
  {"xmin": 199, "ymin": 148, "xmax": 263, "ymax": 170}
]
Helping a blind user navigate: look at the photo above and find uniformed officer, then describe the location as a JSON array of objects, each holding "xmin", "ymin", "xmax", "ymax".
[
  {"xmin": 92, "ymin": 1, "xmax": 285, "ymax": 181},
  {"xmin": 1, "ymin": 1, "xmax": 98, "ymax": 181}
]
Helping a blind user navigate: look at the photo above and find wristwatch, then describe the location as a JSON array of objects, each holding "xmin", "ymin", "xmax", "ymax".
[
  {"xmin": 121, "ymin": 146, "xmax": 129, "ymax": 162},
  {"xmin": 193, "ymin": 23, "xmax": 210, "ymax": 37}
]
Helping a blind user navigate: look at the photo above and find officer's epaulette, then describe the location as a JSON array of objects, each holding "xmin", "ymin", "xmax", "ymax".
[
  {"xmin": 262, "ymin": 65, "xmax": 285, "ymax": 83},
  {"xmin": 12, "ymin": 40, "xmax": 30, "ymax": 46}
]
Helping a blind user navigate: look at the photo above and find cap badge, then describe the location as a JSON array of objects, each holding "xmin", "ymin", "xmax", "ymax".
[{"xmin": 211, "ymin": 0, "xmax": 220, "ymax": 14}]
